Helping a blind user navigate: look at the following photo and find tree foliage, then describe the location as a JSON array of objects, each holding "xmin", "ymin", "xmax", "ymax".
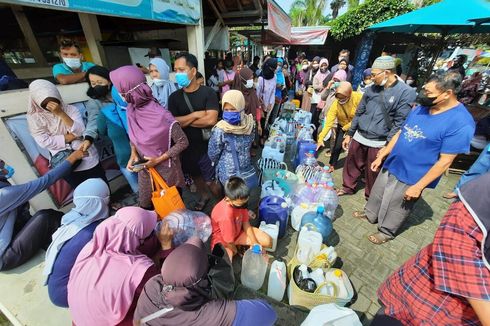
[
  {"xmin": 330, "ymin": 0, "xmax": 346, "ymax": 19},
  {"xmin": 329, "ymin": 0, "xmax": 415, "ymax": 40},
  {"xmin": 290, "ymin": 0, "xmax": 330, "ymax": 26},
  {"xmin": 347, "ymin": 0, "xmax": 359, "ymax": 10}
]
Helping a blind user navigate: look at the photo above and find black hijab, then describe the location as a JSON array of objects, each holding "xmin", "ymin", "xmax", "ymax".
[
  {"xmin": 261, "ymin": 58, "xmax": 278, "ymax": 80},
  {"xmin": 85, "ymin": 65, "xmax": 111, "ymax": 100}
]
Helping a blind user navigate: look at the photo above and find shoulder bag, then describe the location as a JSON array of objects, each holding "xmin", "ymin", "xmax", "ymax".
[
  {"xmin": 225, "ymin": 134, "xmax": 259, "ymax": 189},
  {"xmin": 182, "ymin": 91, "xmax": 212, "ymax": 141}
]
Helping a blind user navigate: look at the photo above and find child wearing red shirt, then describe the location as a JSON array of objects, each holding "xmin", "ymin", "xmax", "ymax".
[{"xmin": 211, "ymin": 177, "xmax": 272, "ymax": 261}]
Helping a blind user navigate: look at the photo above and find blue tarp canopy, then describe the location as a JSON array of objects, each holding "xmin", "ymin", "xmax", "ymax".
[{"xmin": 369, "ymin": 0, "xmax": 490, "ymax": 34}]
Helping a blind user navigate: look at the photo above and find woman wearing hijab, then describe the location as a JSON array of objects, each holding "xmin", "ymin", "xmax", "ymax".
[
  {"xmin": 256, "ymin": 58, "xmax": 277, "ymax": 143},
  {"xmin": 317, "ymin": 82, "xmax": 363, "ymax": 169},
  {"xmin": 208, "ymin": 90, "xmax": 257, "ymax": 187},
  {"xmin": 134, "ymin": 237, "xmax": 277, "ymax": 326},
  {"xmin": 27, "ymin": 79, "xmax": 105, "ymax": 189},
  {"xmin": 218, "ymin": 60, "xmax": 235, "ymax": 99},
  {"xmin": 149, "ymin": 58, "xmax": 178, "ymax": 109},
  {"xmin": 232, "ymin": 67, "xmax": 262, "ymax": 153},
  {"xmin": 67, "ymin": 207, "xmax": 174, "ymax": 326},
  {"xmin": 110, "ymin": 66, "xmax": 189, "ymax": 209},
  {"xmin": 44, "ymin": 178, "xmax": 110, "ymax": 307},
  {"xmin": 311, "ymin": 58, "xmax": 330, "ymax": 138},
  {"xmin": 0, "ymin": 152, "xmax": 84, "ymax": 271}
]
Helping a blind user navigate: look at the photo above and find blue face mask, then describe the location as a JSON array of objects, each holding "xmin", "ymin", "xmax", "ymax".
[
  {"xmin": 223, "ymin": 111, "xmax": 241, "ymax": 125},
  {"xmin": 2, "ymin": 165, "xmax": 14, "ymax": 179},
  {"xmin": 175, "ymin": 72, "xmax": 191, "ymax": 88}
]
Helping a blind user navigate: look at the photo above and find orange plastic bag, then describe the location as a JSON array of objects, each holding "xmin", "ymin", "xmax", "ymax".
[{"xmin": 148, "ymin": 167, "xmax": 185, "ymax": 219}]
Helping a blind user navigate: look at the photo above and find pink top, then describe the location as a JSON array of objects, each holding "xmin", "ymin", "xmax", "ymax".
[{"xmin": 257, "ymin": 76, "xmax": 277, "ymax": 109}]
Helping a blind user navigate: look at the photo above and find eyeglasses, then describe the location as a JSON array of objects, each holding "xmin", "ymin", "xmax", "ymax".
[{"xmin": 370, "ymin": 71, "xmax": 385, "ymax": 78}]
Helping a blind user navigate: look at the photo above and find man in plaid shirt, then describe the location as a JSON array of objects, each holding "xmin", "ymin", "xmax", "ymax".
[{"xmin": 374, "ymin": 173, "xmax": 490, "ymax": 325}]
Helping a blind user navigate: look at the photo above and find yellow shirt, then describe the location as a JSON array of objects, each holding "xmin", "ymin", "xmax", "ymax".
[{"xmin": 317, "ymin": 91, "xmax": 363, "ymax": 143}]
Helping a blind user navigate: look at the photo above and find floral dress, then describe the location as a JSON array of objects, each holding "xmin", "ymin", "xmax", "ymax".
[{"xmin": 207, "ymin": 126, "xmax": 256, "ymax": 186}]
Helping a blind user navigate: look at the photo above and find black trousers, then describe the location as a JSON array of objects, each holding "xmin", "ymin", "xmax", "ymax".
[
  {"xmin": 1, "ymin": 209, "xmax": 63, "ymax": 271},
  {"xmin": 64, "ymin": 163, "xmax": 107, "ymax": 189},
  {"xmin": 311, "ymin": 104, "xmax": 320, "ymax": 140},
  {"xmin": 370, "ymin": 305, "xmax": 404, "ymax": 326},
  {"xmin": 329, "ymin": 126, "xmax": 345, "ymax": 168}
]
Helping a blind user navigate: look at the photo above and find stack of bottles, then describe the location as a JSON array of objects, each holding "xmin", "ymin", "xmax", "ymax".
[
  {"xmin": 293, "ymin": 265, "xmax": 350, "ymax": 300},
  {"xmin": 292, "ymin": 183, "xmax": 338, "ymax": 220}
]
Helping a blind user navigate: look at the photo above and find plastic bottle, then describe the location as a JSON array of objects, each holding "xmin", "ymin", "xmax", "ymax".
[
  {"xmin": 296, "ymin": 226, "xmax": 323, "ymax": 264},
  {"xmin": 303, "ymin": 150, "xmax": 318, "ymax": 166},
  {"xmin": 291, "ymin": 203, "xmax": 315, "ymax": 231},
  {"xmin": 315, "ymin": 182, "xmax": 339, "ymax": 220},
  {"xmin": 241, "ymin": 244, "xmax": 268, "ymax": 291},
  {"xmin": 267, "ymin": 259, "xmax": 287, "ymax": 301},
  {"xmin": 161, "ymin": 210, "xmax": 212, "ymax": 246},
  {"xmin": 259, "ymin": 196, "xmax": 289, "ymax": 238},
  {"xmin": 319, "ymin": 166, "xmax": 334, "ymax": 185},
  {"xmin": 300, "ymin": 206, "xmax": 333, "ymax": 243},
  {"xmin": 309, "ymin": 268, "xmax": 328, "ymax": 295},
  {"xmin": 259, "ymin": 221, "xmax": 279, "ymax": 252},
  {"xmin": 324, "ymin": 269, "xmax": 348, "ymax": 299},
  {"xmin": 319, "ymin": 246, "xmax": 338, "ymax": 265}
]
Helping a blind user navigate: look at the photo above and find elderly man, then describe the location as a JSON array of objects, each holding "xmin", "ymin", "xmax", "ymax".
[
  {"xmin": 340, "ymin": 56, "xmax": 416, "ymax": 199},
  {"xmin": 358, "ymin": 72, "xmax": 475, "ymax": 244}
]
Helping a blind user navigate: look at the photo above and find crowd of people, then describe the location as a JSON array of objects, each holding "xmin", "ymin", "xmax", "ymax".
[{"xmin": 0, "ymin": 37, "xmax": 488, "ymax": 325}]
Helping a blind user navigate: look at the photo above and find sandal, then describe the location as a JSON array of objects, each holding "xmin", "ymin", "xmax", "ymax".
[
  {"xmin": 368, "ymin": 232, "xmax": 392, "ymax": 245},
  {"xmin": 352, "ymin": 211, "xmax": 368, "ymax": 221},
  {"xmin": 194, "ymin": 196, "xmax": 211, "ymax": 211},
  {"xmin": 336, "ymin": 189, "xmax": 350, "ymax": 196},
  {"xmin": 442, "ymin": 192, "xmax": 457, "ymax": 199}
]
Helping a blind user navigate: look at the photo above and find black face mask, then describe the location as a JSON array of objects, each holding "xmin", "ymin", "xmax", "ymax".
[
  {"xmin": 231, "ymin": 202, "xmax": 249, "ymax": 209},
  {"xmin": 91, "ymin": 85, "xmax": 110, "ymax": 99},
  {"xmin": 416, "ymin": 90, "xmax": 442, "ymax": 108}
]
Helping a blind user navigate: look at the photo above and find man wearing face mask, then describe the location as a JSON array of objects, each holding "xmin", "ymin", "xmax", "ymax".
[
  {"xmin": 168, "ymin": 53, "xmax": 221, "ymax": 208},
  {"xmin": 330, "ymin": 49, "xmax": 355, "ymax": 74},
  {"xmin": 340, "ymin": 56, "xmax": 416, "ymax": 200},
  {"xmin": 356, "ymin": 72, "xmax": 475, "ymax": 245},
  {"xmin": 52, "ymin": 39, "xmax": 95, "ymax": 85}
]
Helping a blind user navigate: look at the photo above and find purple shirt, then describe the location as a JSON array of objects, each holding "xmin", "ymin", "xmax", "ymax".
[{"xmin": 257, "ymin": 76, "xmax": 277, "ymax": 108}]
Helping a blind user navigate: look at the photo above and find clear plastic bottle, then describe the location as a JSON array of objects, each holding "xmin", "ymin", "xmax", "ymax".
[
  {"xmin": 316, "ymin": 182, "xmax": 338, "ymax": 220},
  {"xmin": 300, "ymin": 206, "xmax": 333, "ymax": 243},
  {"xmin": 319, "ymin": 166, "xmax": 334, "ymax": 185},
  {"xmin": 241, "ymin": 244, "xmax": 268, "ymax": 290},
  {"xmin": 303, "ymin": 150, "xmax": 318, "ymax": 166}
]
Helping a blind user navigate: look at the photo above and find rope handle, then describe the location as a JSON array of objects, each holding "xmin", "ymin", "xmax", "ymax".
[
  {"xmin": 148, "ymin": 167, "xmax": 170, "ymax": 195},
  {"xmin": 314, "ymin": 281, "xmax": 338, "ymax": 297}
]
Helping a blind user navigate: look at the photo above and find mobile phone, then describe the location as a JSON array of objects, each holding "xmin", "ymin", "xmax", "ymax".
[{"xmin": 132, "ymin": 158, "xmax": 148, "ymax": 172}]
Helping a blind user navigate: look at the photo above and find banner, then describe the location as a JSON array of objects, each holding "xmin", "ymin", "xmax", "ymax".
[
  {"xmin": 266, "ymin": 0, "xmax": 291, "ymax": 42},
  {"xmin": 3, "ymin": 0, "xmax": 200, "ymax": 25},
  {"xmin": 4, "ymin": 102, "xmax": 120, "ymax": 207},
  {"xmin": 290, "ymin": 27, "xmax": 330, "ymax": 45}
]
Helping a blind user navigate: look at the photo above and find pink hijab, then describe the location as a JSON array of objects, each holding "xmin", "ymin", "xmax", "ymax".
[
  {"xmin": 110, "ymin": 66, "xmax": 176, "ymax": 160},
  {"xmin": 67, "ymin": 207, "xmax": 157, "ymax": 326},
  {"xmin": 332, "ymin": 69, "xmax": 347, "ymax": 82},
  {"xmin": 314, "ymin": 58, "xmax": 330, "ymax": 83}
]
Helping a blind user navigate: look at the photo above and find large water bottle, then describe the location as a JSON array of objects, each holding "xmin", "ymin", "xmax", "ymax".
[
  {"xmin": 300, "ymin": 206, "xmax": 334, "ymax": 243},
  {"xmin": 267, "ymin": 259, "xmax": 287, "ymax": 301},
  {"xmin": 303, "ymin": 150, "xmax": 318, "ymax": 167},
  {"xmin": 292, "ymin": 183, "xmax": 317, "ymax": 207},
  {"xmin": 319, "ymin": 167, "xmax": 334, "ymax": 185},
  {"xmin": 159, "ymin": 210, "xmax": 212, "ymax": 246},
  {"xmin": 241, "ymin": 244, "xmax": 268, "ymax": 290},
  {"xmin": 315, "ymin": 182, "xmax": 339, "ymax": 220}
]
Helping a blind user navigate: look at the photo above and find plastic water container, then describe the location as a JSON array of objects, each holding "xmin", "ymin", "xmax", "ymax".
[
  {"xmin": 319, "ymin": 246, "xmax": 338, "ymax": 265},
  {"xmin": 262, "ymin": 138, "xmax": 286, "ymax": 163},
  {"xmin": 301, "ymin": 304, "xmax": 362, "ymax": 326},
  {"xmin": 241, "ymin": 244, "xmax": 268, "ymax": 290},
  {"xmin": 303, "ymin": 150, "xmax": 318, "ymax": 166},
  {"xmin": 296, "ymin": 226, "xmax": 323, "ymax": 264},
  {"xmin": 315, "ymin": 182, "xmax": 339, "ymax": 220},
  {"xmin": 259, "ymin": 221, "xmax": 279, "ymax": 252},
  {"xmin": 324, "ymin": 269, "xmax": 349, "ymax": 300},
  {"xmin": 292, "ymin": 183, "xmax": 317, "ymax": 207},
  {"xmin": 267, "ymin": 259, "xmax": 287, "ymax": 301},
  {"xmin": 319, "ymin": 167, "xmax": 334, "ymax": 185},
  {"xmin": 294, "ymin": 142, "xmax": 317, "ymax": 168},
  {"xmin": 291, "ymin": 203, "xmax": 316, "ymax": 231},
  {"xmin": 300, "ymin": 206, "xmax": 333, "ymax": 243},
  {"xmin": 294, "ymin": 110, "xmax": 313, "ymax": 125},
  {"xmin": 274, "ymin": 170, "xmax": 298, "ymax": 195},
  {"xmin": 309, "ymin": 268, "xmax": 327, "ymax": 295},
  {"xmin": 159, "ymin": 209, "xmax": 212, "ymax": 247},
  {"xmin": 259, "ymin": 196, "xmax": 289, "ymax": 238},
  {"xmin": 261, "ymin": 180, "xmax": 286, "ymax": 199}
]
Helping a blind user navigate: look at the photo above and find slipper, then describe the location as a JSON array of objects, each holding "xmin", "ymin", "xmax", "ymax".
[
  {"xmin": 442, "ymin": 192, "xmax": 457, "ymax": 199},
  {"xmin": 194, "ymin": 196, "xmax": 211, "ymax": 211},
  {"xmin": 336, "ymin": 189, "xmax": 351, "ymax": 196},
  {"xmin": 368, "ymin": 232, "xmax": 392, "ymax": 245},
  {"xmin": 352, "ymin": 211, "xmax": 368, "ymax": 221}
]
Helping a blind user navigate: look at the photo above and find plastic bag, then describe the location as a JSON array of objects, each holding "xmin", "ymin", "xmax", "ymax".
[{"xmin": 157, "ymin": 209, "xmax": 212, "ymax": 246}]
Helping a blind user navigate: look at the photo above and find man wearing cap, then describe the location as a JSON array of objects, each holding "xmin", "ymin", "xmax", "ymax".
[{"xmin": 339, "ymin": 56, "xmax": 416, "ymax": 199}]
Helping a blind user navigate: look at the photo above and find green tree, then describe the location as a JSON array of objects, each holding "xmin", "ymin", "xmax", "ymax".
[
  {"xmin": 330, "ymin": 0, "xmax": 346, "ymax": 19},
  {"xmin": 330, "ymin": 0, "xmax": 415, "ymax": 40},
  {"xmin": 348, "ymin": 0, "xmax": 359, "ymax": 9},
  {"xmin": 289, "ymin": 0, "xmax": 330, "ymax": 26}
]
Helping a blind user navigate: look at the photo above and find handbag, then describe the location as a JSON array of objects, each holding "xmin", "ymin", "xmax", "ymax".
[
  {"xmin": 208, "ymin": 243, "xmax": 235, "ymax": 299},
  {"xmin": 182, "ymin": 91, "xmax": 212, "ymax": 141},
  {"xmin": 226, "ymin": 135, "xmax": 259, "ymax": 189},
  {"xmin": 148, "ymin": 167, "xmax": 186, "ymax": 219},
  {"xmin": 50, "ymin": 149, "xmax": 73, "ymax": 168}
]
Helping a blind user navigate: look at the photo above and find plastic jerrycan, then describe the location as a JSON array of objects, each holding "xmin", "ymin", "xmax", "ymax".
[
  {"xmin": 300, "ymin": 206, "xmax": 333, "ymax": 243},
  {"xmin": 296, "ymin": 226, "xmax": 323, "ymax": 264},
  {"xmin": 324, "ymin": 269, "xmax": 348, "ymax": 299},
  {"xmin": 259, "ymin": 196, "xmax": 289, "ymax": 238},
  {"xmin": 259, "ymin": 221, "xmax": 279, "ymax": 252},
  {"xmin": 241, "ymin": 244, "xmax": 268, "ymax": 291},
  {"xmin": 291, "ymin": 203, "xmax": 315, "ymax": 231},
  {"xmin": 267, "ymin": 259, "xmax": 287, "ymax": 301}
]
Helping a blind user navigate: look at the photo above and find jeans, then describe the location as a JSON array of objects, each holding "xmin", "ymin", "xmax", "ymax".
[{"xmin": 120, "ymin": 167, "xmax": 139, "ymax": 193}]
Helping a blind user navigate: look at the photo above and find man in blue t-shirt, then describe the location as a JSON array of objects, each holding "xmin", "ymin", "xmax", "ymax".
[
  {"xmin": 52, "ymin": 39, "xmax": 95, "ymax": 85},
  {"xmin": 355, "ymin": 72, "xmax": 475, "ymax": 245}
]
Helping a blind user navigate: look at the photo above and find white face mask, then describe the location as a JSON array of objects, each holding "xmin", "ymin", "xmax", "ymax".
[
  {"xmin": 338, "ymin": 98, "xmax": 349, "ymax": 105},
  {"xmin": 302, "ymin": 64, "xmax": 309, "ymax": 70},
  {"xmin": 406, "ymin": 80, "xmax": 414, "ymax": 85},
  {"xmin": 245, "ymin": 79, "xmax": 254, "ymax": 89},
  {"xmin": 379, "ymin": 72, "xmax": 388, "ymax": 87},
  {"xmin": 63, "ymin": 57, "xmax": 81, "ymax": 70},
  {"xmin": 153, "ymin": 78, "xmax": 165, "ymax": 87},
  {"xmin": 312, "ymin": 64, "xmax": 319, "ymax": 69}
]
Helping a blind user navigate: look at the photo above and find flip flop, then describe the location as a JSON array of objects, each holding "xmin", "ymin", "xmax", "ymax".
[
  {"xmin": 368, "ymin": 232, "xmax": 392, "ymax": 245},
  {"xmin": 194, "ymin": 196, "xmax": 211, "ymax": 211},
  {"xmin": 352, "ymin": 211, "xmax": 368, "ymax": 221},
  {"xmin": 442, "ymin": 192, "xmax": 457, "ymax": 199},
  {"xmin": 336, "ymin": 189, "xmax": 351, "ymax": 196}
]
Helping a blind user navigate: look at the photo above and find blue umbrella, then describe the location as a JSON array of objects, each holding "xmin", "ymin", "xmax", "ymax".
[{"xmin": 369, "ymin": 0, "xmax": 490, "ymax": 34}]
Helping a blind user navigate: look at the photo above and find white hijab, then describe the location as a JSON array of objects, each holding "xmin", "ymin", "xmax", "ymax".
[{"xmin": 43, "ymin": 178, "xmax": 110, "ymax": 277}]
